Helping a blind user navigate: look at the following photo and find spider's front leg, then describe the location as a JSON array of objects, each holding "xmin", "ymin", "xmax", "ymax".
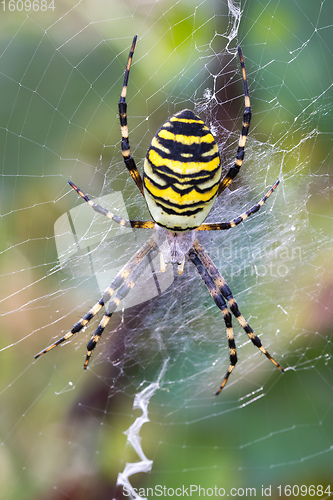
[
  {"xmin": 217, "ymin": 46, "xmax": 252, "ymax": 197},
  {"xmin": 118, "ymin": 35, "xmax": 144, "ymax": 195}
]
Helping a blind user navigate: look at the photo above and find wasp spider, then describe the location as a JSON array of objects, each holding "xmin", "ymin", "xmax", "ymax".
[{"xmin": 35, "ymin": 36, "xmax": 284, "ymax": 394}]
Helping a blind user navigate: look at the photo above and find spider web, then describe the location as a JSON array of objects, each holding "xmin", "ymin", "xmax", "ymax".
[{"xmin": 0, "ymin": 1, "xmax": 332, "ymax": 499}]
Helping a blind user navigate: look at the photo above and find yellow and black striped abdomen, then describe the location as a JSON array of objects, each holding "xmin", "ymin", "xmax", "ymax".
[{"xmin": 143, "ymin": 109, "xmax": 221, "ymax": 231}]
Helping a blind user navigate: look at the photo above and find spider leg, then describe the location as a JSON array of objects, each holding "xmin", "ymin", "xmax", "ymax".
[
  {"xmin": 217, "ymin": 46, "xmax": 251, "ymax": 197},
  {"xmin": 194, "ymin": 241, "xmax": 284, "ymax": 384},
  {"xmin": 68, "ymin": 181, "xmax": 154, "ymax": 229},
  {"xmin": 83, "ymin": 237, "xmax": 158, "ymax": 368},
  {"xmin": 118, "ymin": 35, "xmax": 144, "ymax": 195},
  {"xmin": 197, "ymin": 180, "xmax": 279, "ymax": 231},
  {"xmin": 34, "ymin": 236, "xmax": 157, "ymax": 362},
  {"xmin": 188, "ymin": 245, "xmax": 237, "ymax": 394}
]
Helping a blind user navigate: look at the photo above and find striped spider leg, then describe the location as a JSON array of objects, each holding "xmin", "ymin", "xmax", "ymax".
[
  {"xmin": 189, "ymin": 241, "xmax": 284, "ymax": 395},
  {"xmin": 67, "ymin": 180, "xmax": 154, "ymax": 230},
  {"xmin": 217, "ymin": 46, "xmax": 252, "ymax": 197},
  {"xmin": 188, "ymin": 245, "xmax": 237, "ymax": 393},
  {"xmin": 197, "ymin": 180, "xmax": 280, "ymax": 231},
  {"xmin": 34, "ymin": 236, "xmax": 158, "ymax": 368},
  {"xmin": 118, "ymin": 34, "xmax": 144, "ymax": 195}
]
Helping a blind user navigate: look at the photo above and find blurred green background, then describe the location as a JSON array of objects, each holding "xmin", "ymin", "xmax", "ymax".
[{"xmin": 0, "ymin": 1, "xmax": 332, "ymax": 499}]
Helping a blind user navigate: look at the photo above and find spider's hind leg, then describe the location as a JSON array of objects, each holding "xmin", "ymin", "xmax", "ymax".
[
  {"xmin": 34, "ymin": 236, "xmax": 158, "ymax": 365},
  {"xmin": 189, "ymin": 241, "xmax": 284, "ymax": 394},
  {"xmin": 188, "ymin": 246, "xmax": 238, "ymax": 395},
  {"xmin": 194, "ymin": 241, "xmax": 284, "ymax": 375},
  {"xmin": 83, "ymin": 236, "xmax": 158, "ymax": 368}
]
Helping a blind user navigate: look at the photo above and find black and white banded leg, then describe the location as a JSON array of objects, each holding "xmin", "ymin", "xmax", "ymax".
[
  {"xmin": 118, "ymin": 35, "xmax": 144, "ymax": 195},
  {"xmin": 198, "ymin": 180, "xmax": 279, "ymax": 231},
  {"xmin": 34, "ymin": 236, "xmax": 158, "ymax": 367},
  {"xmin": 218, "ymin": 46, "xmax": 252, "ymax": 197},
  {"xmin": 83, "ymin": 237, "xmax": 158, "ymax": 368},
  {"xmin": 193, "ymin": 241, "xmax": 284, "ymax": 393},
  {"xmin": 68, "ymin": 181, "xmax": 154, "ymax": 229},
  {"xmin": 188, "ymin": 245, "xmax": 238, "ymax": 394}
]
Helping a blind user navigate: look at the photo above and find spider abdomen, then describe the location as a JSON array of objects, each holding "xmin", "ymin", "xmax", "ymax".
[{"xmin": 143, "ymin": 109, "xmax": 221, "ymax": 231}]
